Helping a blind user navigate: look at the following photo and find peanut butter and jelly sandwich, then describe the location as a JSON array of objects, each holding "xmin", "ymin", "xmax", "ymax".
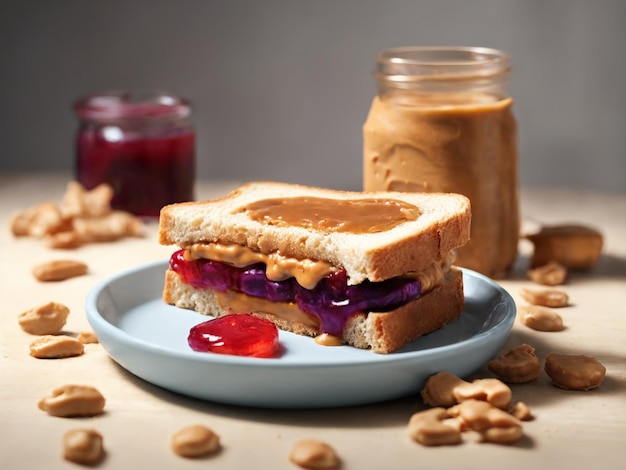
[{"xmin": 158, "ymin": 181, "xmax": 471, "ymax": 353}]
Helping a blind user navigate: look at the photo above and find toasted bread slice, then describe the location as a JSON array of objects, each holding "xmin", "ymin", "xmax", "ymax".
[{"xmin": 159, "ymin": 181, "xmax": 470, "ymax": 284}]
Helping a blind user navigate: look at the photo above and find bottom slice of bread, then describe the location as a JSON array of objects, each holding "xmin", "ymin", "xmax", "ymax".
[{"xmin": 163, "ymin": 268, "xmax": 464, "ymax": 354}]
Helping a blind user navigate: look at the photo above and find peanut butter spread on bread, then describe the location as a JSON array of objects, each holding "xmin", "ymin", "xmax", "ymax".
[
  {"xmin": 184, "ymin": 242, "xmax": 454, "ymax": 293},
  {"xmin": 185, "ymin": 242, "xmax": 335, "ymax": 290},
  {"xmin": 240, "ymin": 196, "xmax": 421, "ymax": 233}
]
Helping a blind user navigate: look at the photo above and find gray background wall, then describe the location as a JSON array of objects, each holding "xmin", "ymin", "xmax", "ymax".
[{"xmin": 1, "ymin": 0, "xmax": 625, "ymax": 194}]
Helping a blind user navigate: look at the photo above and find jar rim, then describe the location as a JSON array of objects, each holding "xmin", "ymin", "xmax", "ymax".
[
  {"xmin": 74, "ymin": 90, "xmax": 191, "ymax": 120},
  {"xmin": 374, "ymin": 46, "xmax": 510, "ymax": 81}
]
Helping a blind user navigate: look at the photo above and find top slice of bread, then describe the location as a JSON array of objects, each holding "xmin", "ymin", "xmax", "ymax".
[{"xmin": 158, "ymin": 181, "xmax": 471, "ymax": 284}]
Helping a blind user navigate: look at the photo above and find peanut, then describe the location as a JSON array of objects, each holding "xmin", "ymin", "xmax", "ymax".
[
  {"xmin": 487, "ymin": 344, "xmax": 541, "ymax": 384},
  {"xmin": 18, "ymin": 301, "xmax": 70, "ymax": 335},
  {"xmin": 61, "ymin": 181, "xmax": 113, "ymax": 218},
  {"xmin": 421, "ymin": 372, "xmax": 512, "ymax": 409},
  {"xmin": 528, "ymin": 261, "xmax": 567, "ymax": 286},
  {"xmin": 45, "ymin": 229, "xmax": 84, "ymax": 249},
  {"xmin": 10, "ymin": 202, "xmax": 67, "ymax": 238},
  {"xmin": 171, "ymin": 424, "xmax": 220, "ymax": 458},
  {"xmin": 453, "ymin": 378, "xmax": 513, "ymax": 410},
  {"xmin": 407, "ymin": 408, "xmax": 462, "ymax": 446},
  {"xmin": 78, "ymin": 331, "xmax": 99, "ymax": 344},
  {"xmin": 519, "ymin": 287, "xmax": 569, "ymax": 308},
  {"xmin": 519, "ymin": 305, "xmax": 564, "ymax": 332},
  {"xmin": 63, "ymin": 429, "xmax": 104, "ymax": 465},
  {"xmin": 526, "ymin": 224, "xmax": 603, "ymax": 270},
  {"xmin": 544, "ymin": 354, "xmax": 606, "ymax": 391},
  {"xmin": 38, "ymin": 385, "xmax": 105, "ymax": 417},
  {"xmin": 29, "ymin": 335, "xmax": 84, "ymax": 359},
  {"xmin": 289, "ymin": 439, "xmax": 340, "ymax": 469},
  {"xmin": 10, "ymin": 181, "xmax": 143, "ymax": 250},
  {"xmin": 32, "ymin": 259, "xmax": 88, "ymax": 282},
  {"xmin": 420, "ymin": 371, "xmax": 469, "ymax": 407},
  {"xmin": 448, "ymin": 399, "xmax": 523, "ymax": 445},
  {"xmin": 73, "ymin": 211, "xmax": 143, "ymax": 242},
  {"xmin": 511, "ymin": 402, "xmax": 533, "ymax": 421}
]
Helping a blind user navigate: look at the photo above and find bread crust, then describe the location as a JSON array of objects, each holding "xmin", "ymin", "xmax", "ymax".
[
  {"xmin": 163, "ymin": 267, "xmax": 464, "ymax": 354},
  {"xmin": 158, "ymin": 181, "xmax": 471, "ymax": 284}
]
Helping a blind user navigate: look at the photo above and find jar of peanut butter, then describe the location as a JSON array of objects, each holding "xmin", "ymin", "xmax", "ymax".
[{"xmin": 363, "ymin": 46, "xmax": 519, "ymax": 278}]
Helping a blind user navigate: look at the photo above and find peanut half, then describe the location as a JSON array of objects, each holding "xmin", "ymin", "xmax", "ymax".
[
  {"xmin": 78, "ymin": 331, "xmax": 99, "ymax": 344},
  {"xmin": 61, "ymin": 181, "xmax": 113, "ymax": 218},
  {"xmin": 544, "ymin": 354, "xmax": 606, "ymax": 391},
  {"xmin": 18, "ymin": 301, "xmax": 70, "ymax": 335},
  {"xmin": 421, "ymin": 372, "xmax": 513, "ymax": 410},
  {"xmin": 528, "ymin": 261, "xmax": 567, "ymax": 286},
  {"xmin": 420, "ymin": 371, "xmax": 468, "ymax": 407},
  {"xmin": 171, "ymin": 425, "xmax": 220, "ymax": 458},
  {"xmin": 448, "ymin": 399, "xmax": 523, "ymax": 445},
  {"xmin": 289, "ymin": 439, "xmax": 340, "ymax": 469},
  {"xmin": 32, "ymin": 259, "xmax": 88, "ymax": 282},
  {"xmin": 63, "ymin": 429, "xmax": 104, "ymax": 465},
  {"xmin": 519, "ymin": 305, "xmax": 564, "ymax": 332},
  {"xmin": 10, "ymin": 201, "xmax": 68, "ymax": 238},
  {"xmin": 38, "ymin": 385, "xmax": 105, "ymax": 417},
  {"xmin": 519, "ymin": 287, "xmax": 569, "ymax": 308},
  {"xmin": 30, "ymin": 335, "xmax": 84, "ymax": 359},
  {"xmin": 407, "ymin": 408, "xmax": 462, "ymax": 446},
  {"xmin": 487, "ymin": 344, "xmax": 541, "ymax": 384}
]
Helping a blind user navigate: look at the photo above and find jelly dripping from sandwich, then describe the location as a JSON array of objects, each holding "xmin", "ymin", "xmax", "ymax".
[{"xmin": 188, "ymin": 313, "xmax": 280, "ymax": 358}]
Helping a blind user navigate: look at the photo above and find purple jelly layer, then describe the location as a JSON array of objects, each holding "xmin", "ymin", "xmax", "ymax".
[{"xmin": 169, "ymin": 249, "xmax": 422, "ymax": 336}]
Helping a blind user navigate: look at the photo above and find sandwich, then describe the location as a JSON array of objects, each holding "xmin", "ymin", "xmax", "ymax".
[{"xmin": 158, "ymin": 181, "xmax": 471, "ymax": 354}]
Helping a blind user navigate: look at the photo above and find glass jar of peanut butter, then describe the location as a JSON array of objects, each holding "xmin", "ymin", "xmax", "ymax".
[{"xmin": 363, "ymin": 46, "xmax": 519, "ymax": 278}]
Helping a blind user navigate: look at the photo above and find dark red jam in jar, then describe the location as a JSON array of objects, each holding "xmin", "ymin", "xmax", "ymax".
[{"xmin": 74, "ymin": 91, "xmax": 195, "ymax": 217}]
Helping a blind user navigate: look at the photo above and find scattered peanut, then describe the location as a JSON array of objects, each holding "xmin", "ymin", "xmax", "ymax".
[
  {"xmin": 453, "ymin": 378, "xmax": 513, "ymax": 410},
  {"xmin": 421, "ymin": 372, "xmax": 513, "ymax": 410},
  {"xmin": 171, "ymin": 424, "xmax": 220, "ymax": 458},
  {"xmin": 73, "ymin": 211, "xmax": 143, "ymax": 242},
  {"xmin": 448, "ymin": 399, "xmax": 523, "ymax": 445},
  {"xmin": 61, "ymin": 181, "xmax": 113, "ymax": 218},
  {"xmin": 544, "ymin": 354, "xmax": 606, "ymax": 391},
  {"xmin": 29, "ymin": 335, "xmax": 84, "ymax": 359},
  {"xmin": 18, "ymin": 301, "xmax": 70, "ymax": 335},
  {"xmin": 420, "ymin": 371, "xmax": 468, "ymax": 407},
  {"xmin": 63, "ymin": 429, "xmax": 104, "ymax": 465},
  {"xmin": 528, "ymin": 261, "xmax": 567, "ymax": 286},
  {"xmin": 511, "ymin": 402, "xmax": 533, "ymax": 421},
  {"xmin": 10, "ymin": 181, "xmax": 143, "ymax": 249},
  {"xmin": 487, "ymin": 344, "xmax": 541, "ymax": 383},
  {"xmin": 32, "ymin": 259, "xmax": 88, "ymax": 282},
  {"xmin": 289, "ymin": 439, "xmax": 340, "ymax": 469},
  {"xmin": 78, "ymin": 331, "xmax": 99, "ymax": 344},
  {"xmin": 45, "ymin": 230, "xmax": 84, "ymax": 249},
  {"xmin": 407, "ymin": 408, "xmax": 462, "ymax": 446},
  {"xmin": 519, "ymin": 305, "xmax": 564, "ymax": 332},
  {"xmin": 519, "ymin": 287, "xmax": 569, "ymax": 308},
  {"xmin": 10, "ymin": 202, "xmax": 68, "ymax": 238},
  {"xmin": 38, "ymin": 385, "xmax": 105, "ymax": 417},
  {"xmin": 526, "ymin": 224, "xmax": 603, "ymax": 270}
]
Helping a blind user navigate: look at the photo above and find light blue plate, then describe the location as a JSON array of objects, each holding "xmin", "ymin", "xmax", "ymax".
[{"xmin": 86, "ymin": 260, "xmax": 515, "ymax": 408}]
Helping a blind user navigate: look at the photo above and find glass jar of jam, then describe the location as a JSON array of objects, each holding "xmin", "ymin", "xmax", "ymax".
[
  {"xmin": 74, "ymin": 90, "xmax": 195, "ymax": 217},
  {"xmin": 363, "ymin": 46, "xmax": 519, "ymax": 278}
]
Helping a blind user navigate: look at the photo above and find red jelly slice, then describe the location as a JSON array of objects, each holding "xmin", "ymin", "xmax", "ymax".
[{"xmin": 188, "ymin": 314, "xmax": 280, "ymax": 358}]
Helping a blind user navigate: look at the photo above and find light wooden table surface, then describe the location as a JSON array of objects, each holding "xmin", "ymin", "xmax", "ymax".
[{"xmin": 1, "ymin": 173, "xmax": 625, "ymax": 470}]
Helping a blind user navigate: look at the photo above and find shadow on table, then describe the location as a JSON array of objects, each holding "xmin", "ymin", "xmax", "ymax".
[{"xmin": 111, "ymin": 358, "xmax": 425, "ymax": 429}]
